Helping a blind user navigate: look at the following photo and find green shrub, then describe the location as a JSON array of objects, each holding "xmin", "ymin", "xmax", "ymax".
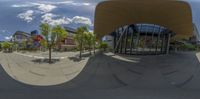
[
  {"xmin": 2, "ymin": 42, "xmax": 13, "ymax": 52},
  {"xmin": 0, "ymin": 43, "xmax": 2, "ymax": 51},
  {"xmin": 99, "ymin": 42, "xmax": 108, "ymax": 51},
  {"xmin": 178, "ymin": 44, "xmax": 196, "ymax": 51}
]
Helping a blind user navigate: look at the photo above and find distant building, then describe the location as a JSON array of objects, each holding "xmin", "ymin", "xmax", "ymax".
[
  {"xmin": 31, "ymin": 30, "xmax": 39, "ymax": 36},
  {"xmin": 59, "ymin": 27, "xmax": 77, "ymax": 51},
  {"xmin": 0, "ymin": 41, "xmax": 5, "ymax": 43},
  {"xmin": 192, "ymin": 23, "xmax": 200, "ymax": 45},
  {"xmin": 12, "ymin": 31, "xmax": 30, "ymax": 43},
  {"xmin": 12, "ymin": 30, "xmax": 43, "ymax": 49},
  {"xmin": 12, "ymin": 27, "xmax": 76, "ymax": 51},
  {"xmin": 103, "ymin": 35, "xmax": 114, "ymax": 48},
  {"xmin": 12, "ymin": 31, "xmax": 31, "ymax": 48},
  {"xmin": 0, "ymin": 41, "xmax": 4, "ymax": 50},
  {"xmin": 31, "ymin": 30, "xmax": 43, "ymax": 48},
  {"xmin": 65, "ymin": 27, "xmax": 76, "ymax": 37}
]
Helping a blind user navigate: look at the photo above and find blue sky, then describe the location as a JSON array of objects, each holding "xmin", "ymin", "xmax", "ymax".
[
  {"xmin": 0, "ymin": 0, "xmax": 99, "ymax": 41},
  {"xmin": 0, "ymin": 0, "xmax": 199, "ymax": 41}
]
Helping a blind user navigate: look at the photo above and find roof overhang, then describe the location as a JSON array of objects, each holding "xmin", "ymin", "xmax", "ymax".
[
  {"xmin": 13, "ymin": 31, "xmax": 31, "ymax": 37},
  {"xmin": 94, "ymin": 0, "xmax": 193, "ymax": 40}
]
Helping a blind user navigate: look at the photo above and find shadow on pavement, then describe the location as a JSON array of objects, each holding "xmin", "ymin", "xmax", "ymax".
[
  {"xmin": 68, "ymin": 53, "xmax": 92, "ymax": 62},
  {"xmin": 1, "ymin": 52, "xmax": 200, "ymax": 99},
  {"xmin": 31, "ymin": 59, "xmax": 60, "ymax": 64},
  {"xmin": 68, "ymin": 57, "xmax": 82, "ymax": 62}
]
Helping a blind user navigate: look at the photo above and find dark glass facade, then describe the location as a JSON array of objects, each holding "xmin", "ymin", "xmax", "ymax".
[{"xmin": 111, "ymin": 24, "xmax": 174, "ymax": 55}]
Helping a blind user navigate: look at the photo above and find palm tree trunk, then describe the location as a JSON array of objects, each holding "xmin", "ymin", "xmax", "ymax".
[
  {"xmin": 49, "ymin": 45, "xmax": 52, "ymax": 63},
  {"xmin": 93, "ymin": 44, "xmax": 95, "ymax": 54},
  {"xmin": 80, "ymin": 42, "xmax": 82, "ymax": 59},
  {"xmin": 89, "ymin": 46, "xmax": 91, "ymax": 55}
]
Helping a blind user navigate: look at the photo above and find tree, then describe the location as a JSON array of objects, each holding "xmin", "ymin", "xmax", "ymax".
[
  {"xmin": 0, "ymin": 43, "xmax": 2, "ymax": 51},
  {"xmin": 99, "ymin": 42, "xmax": 108, "ymax": 51},
  {"xmin": 2, "ymin": 42, "xmax": 13, "ymax": 52},
  {"xmin": 84, "ymin": 32, "xmax": 92, "ymax": 55},
  {"xmin": 91, "ymin": 33, "xmax": 96, "ymax": 54},
  {"xmin": 84, "ymin": 32, "xmax": 96, "ymax": 55},
  {"xmin": 40, "ymin": 39, "xmax": 48, "ymax": 51},
  {"xmin": 52, "ymin": 25, "xmax": 68, "ymax": 51},
  {"xmin": 40, "ymin": 23, "xmax": 67, "ymax": 63},
  {"xmin": 74, "ymin": 26, "xmax": 88, "ymax": 59}
]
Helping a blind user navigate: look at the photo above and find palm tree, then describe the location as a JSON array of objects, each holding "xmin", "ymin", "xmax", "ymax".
[
  {"xmin": 74, "ymin": 26, "xmax": 88, "ymax": 59},
  {"xmin": 2, "ymin": 42, "xmax": 13, "ymax": 53},
  {"xmin": 100, "ymin": 42, "xmax": 108, "ymax": 52},
  {"xmin": 84, "ymin": 32, "xmax": 96, "ymax": 55},
  {"xmin": 91, "ymin": 33, "xmax": 96, "ymax": 54},
  {"xmin": 52, "ymin": 25, "xmax": 68, "ymax": 51},
  {"xmin": 0, "ymin": 43, "xmax": 2, "ymax": 51},
  {"xmin": 40, "ymin": 23, "xmax": 67, "ymax": 63}
]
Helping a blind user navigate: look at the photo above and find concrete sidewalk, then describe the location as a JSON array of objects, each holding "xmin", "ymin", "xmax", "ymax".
[
  {"xmin": 0, "ymin": 51, "xmax": 200, "ymax": 99},
  {"xmin": 0, "ymin": 52, "xmax": 90, "ymax": 86}
]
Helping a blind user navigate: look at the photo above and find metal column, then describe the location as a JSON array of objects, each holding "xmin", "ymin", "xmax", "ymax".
[
  {"xmin": 136, "ymin": 24, "xmax": 142, "ymax": 54},
  {"xmin": 144, "ymin": 25, "xmax": 148, "ymax": 53},
  {"xmin": 120, "ymin": 28, "xmax": 124, "ymax": 53},
  {"xmin": 155, "ymin": 27, "xmax": 161, "ymax": 54},
  {"xmin": 114, "ymin": 27, "xmax": 128, "ymax": 53},
  {"xmin": 130, "ymin": 28, "xmax": 134, "ymax": 55},
  {"xmin": 124, "ymin": 26, "xmax": 129, "ymax": 54},
  {"xmin": 166, "ymin": 33, "xmax": 171, "ymax": 54},
  {"xmin": 150, "ymin": 25, "xmax": 156, "ymax": 53},
  {"xmin": 161, "ymin": 33, "xmax": 166, "ymax": 54}
]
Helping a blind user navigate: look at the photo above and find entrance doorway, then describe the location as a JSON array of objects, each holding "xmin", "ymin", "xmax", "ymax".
[{"xmin": 111, "ymin": 24, "xmax": 174, "ymax": 55}]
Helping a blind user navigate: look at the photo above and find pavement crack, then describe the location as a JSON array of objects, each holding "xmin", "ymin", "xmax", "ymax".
[
  {"xmin": 29, "ymin": 70, "xmax": 45, "ymax": 77},
  {"xmin": 174, "ymin": 75, "xmax": 194, "ymax": 88},
  {"xmin": 162, "ymin": 70, "xmax": 178, "ymax": 76}
]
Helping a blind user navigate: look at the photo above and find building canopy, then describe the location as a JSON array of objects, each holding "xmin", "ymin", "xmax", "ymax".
[{"xmin": 94, "ymin": 0, "xmax": 193, "ymax": 40}]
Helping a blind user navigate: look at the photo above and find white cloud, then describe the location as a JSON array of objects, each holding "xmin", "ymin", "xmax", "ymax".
[
  {"xmin": 38, "ymin": 4, "xmax": 57, "ymax": 13},
  {"xmin": 12, "ymin": 2, "xmax": 57, "ymax": 13},
  {"xmin": 17, "ymin": 10, "xmax": 34, "ymax": 23},
  {"xmin": 0, "ymin": 30, "xmax": 11, "ymax": 40},
  {"xmin": 30, "ymin": 3, "xmax": 57, "ymax": 13},
  {"xmin": 65, "ymin": 2, "xmax": 91, "ymax": 6},
  {"xmin": 1, "ymin": 30, "xmax": 7, "ymax": 33},
  {"xmin": 11, "ymin": 4, "xmax": 34, "ymax": 8},
  {"xmin": 12, "ymin": 1, "xmax": 91, "ymax": 9},
  {"xmin": 41, "ymin": 13, "xmax": 93, "ymax": 26},
  {"xmin": 4, "ymin": 36, "xmax": 12, "ymax": 40},
  {"xmin": 15, "ymin": 1, "xmax": 93, "ymax": 26},
  {"xmin": 36, "ymin": 1, "xmax": 91, "ymax": 6},
  {"xmin": 14, "ymin": 1, "xmax": 94, "ymax": 24},
  {"xmin": 71, "ymin": 16, "xmax": 93, "ymax": 26},
  {"xmin": 82, "ymin": 3, "xmax": 91, "ymax": 6},
  {"xmin": 41, "ymin": 13, "xmax": 71, "ymax": 26}
]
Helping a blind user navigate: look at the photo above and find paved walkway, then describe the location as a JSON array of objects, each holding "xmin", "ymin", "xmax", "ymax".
[
  {"xmin": 0, "ymin": 51, "xmax": 200, "ymax": 99},
  {"xmin": 14, "ymin": 51, "xmax": 80, "ymax": 59},
  {"xmin": 0, "ymin": 51, "xmax": 90, "ymax": 86}
]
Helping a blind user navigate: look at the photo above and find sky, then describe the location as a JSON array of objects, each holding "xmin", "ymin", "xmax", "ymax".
[{"xmin": 0, "ymin": 0, "xmax": 200, "ymax": 41}]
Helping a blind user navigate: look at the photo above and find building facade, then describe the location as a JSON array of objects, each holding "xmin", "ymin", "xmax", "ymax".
[
  {"xmin": 12, "ymin": 27, "xmax": 77, "ymax": 51},
  {"xmin": 60, "ymin": 27, "xmax": 77, "ymax": 51},
  {"xmin": 192, "ymin": 23, "xmax": 200, "ymax": 45},
  {"xmin": 12, "ymin": 31, "xmax": 31, "ymax": 49},
  {"xmin": 95, "ymin": 0, "xmax": 193, "ymax": 55},
  {"xmin": 12, "ymin": 30, "xmax": 43, "ymax": 50}
]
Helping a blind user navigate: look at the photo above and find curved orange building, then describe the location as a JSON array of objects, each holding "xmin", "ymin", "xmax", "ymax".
[{"xmin": 94, "ymin": 0, "xmax": 193, "ymax": 55}]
